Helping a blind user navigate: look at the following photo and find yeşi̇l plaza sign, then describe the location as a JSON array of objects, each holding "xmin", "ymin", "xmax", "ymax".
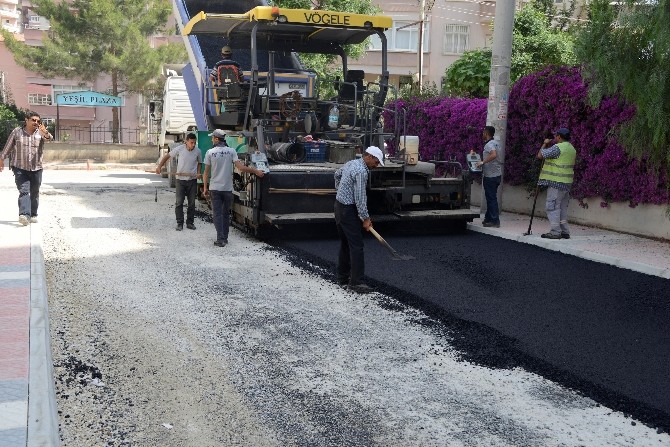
[
  {"xmin": 54, "ymin": 91, "xmax": 126, "ymax": 142},
  {"xmin": 55, "ymin": 91, "xmax": 122, "ymax": 106}
]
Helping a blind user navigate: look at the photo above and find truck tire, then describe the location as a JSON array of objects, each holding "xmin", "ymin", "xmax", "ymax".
[
  {"xmin": 159, "ymin": 146, "xmax": 169, "ymax": 178},
  {"xmin": 168, "ymin": 157, "xmax": 176, "ymax": 188}
]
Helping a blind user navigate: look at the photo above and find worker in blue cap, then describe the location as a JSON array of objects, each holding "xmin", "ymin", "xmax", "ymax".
[{"xmin": 536, "ymin": 128, "xmax": 577, "ymax": 239}]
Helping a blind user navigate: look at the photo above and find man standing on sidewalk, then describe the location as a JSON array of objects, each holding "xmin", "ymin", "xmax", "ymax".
[
  {"xmin": 202, "ymin": 129, "xmax": 264, "ymax": 247},
  {"xmin": 0, "ymin": 111, "xmax": 53, "ymax": 225},
  {"xmin": 156, "ymin": 133, "xmax": 202, "ymax": 231},
  {"xmin": 537, "ymin": 128, "xmax": 577, "ymax": 239},
  {"xmin": 476, "ymin": 125, "xmax": 503, "ymax": 227}
]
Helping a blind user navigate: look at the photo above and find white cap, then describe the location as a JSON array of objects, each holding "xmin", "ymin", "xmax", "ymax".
[
  {"xmin": 208, "ymin": 129, "xmax": 227, "ymax": 138},
  {"xmin": 364, "ymin": 146, "xmax": 384, "ymax": 166}
]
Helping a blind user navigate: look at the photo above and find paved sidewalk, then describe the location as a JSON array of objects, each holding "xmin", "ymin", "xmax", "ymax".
[
  {"xmin": 0, "ymin": 166, "xmax": 668, "ymax": 447},
  {"xmin": 468, "ymin": 209, "xmax": 670, "ymax": 279},
  {"xmin": 0, "ymin": 175, "xmax": 59, "ymax": 447}
]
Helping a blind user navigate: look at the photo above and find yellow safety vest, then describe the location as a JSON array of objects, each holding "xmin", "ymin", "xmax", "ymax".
[{"xmin": 539, "ymin": 142, "xmax": 576, "ymax": 185}]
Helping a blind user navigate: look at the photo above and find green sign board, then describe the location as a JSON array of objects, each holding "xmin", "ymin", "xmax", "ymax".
[{"xmin": 55, "ymin": 91, "xmax": 122, "ymax": 107}]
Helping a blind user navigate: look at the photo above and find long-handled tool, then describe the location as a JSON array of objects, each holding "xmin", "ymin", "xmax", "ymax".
[
  {"xmin": 369, "ymin": 227, "xmax": 415, "ymax": 261},
  {"xmin": 524, "ymin": 158, "xmax": 545, "ymax": 236},
  {"xmin": 524, "ymin": 183, "xmax": 540, "ymax": 236}
]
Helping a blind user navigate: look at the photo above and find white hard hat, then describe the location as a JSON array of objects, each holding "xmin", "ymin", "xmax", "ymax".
[{"xmin": 365, "ymin": 146, "xmax": 384, "ymax": 166}]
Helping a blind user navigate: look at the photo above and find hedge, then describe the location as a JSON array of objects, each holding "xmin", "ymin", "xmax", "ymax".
[{"xmin": 383, "ymin": 65, "xmax": 669, "ymax": 207}]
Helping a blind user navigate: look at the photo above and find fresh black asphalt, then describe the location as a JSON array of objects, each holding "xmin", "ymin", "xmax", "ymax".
[{"xmin": 270, "ymin": 229, "xmax": 670, "ymax": 433}]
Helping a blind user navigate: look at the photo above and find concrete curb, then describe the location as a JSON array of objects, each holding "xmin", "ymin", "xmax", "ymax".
[
  {"xmin": 43, "ymin": 162, "xmax": 155, "ymax": 171},
  {"xmin": 467, "ymin": 224, "xmax": 670, "ymax": 279},
  {"xmin": 27, "ymin": 224, "xmax": 60, "ymax": 447}
]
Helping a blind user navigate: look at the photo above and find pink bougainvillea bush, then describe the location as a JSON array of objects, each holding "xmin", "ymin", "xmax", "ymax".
[
  {"xmin": 383, "ymin": 65, "xmax": 669, "ymax": 207},
  {"xmin": 382, "ymin": 97, "xmax": 487, "ymax": 169}
]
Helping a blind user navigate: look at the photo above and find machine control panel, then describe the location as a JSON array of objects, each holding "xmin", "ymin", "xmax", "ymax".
[
  {"xmin": 467, "ymin": 152, "xmax": 482, "ymax": 172},
  {"xmin": 251, "ymin": 152, "xmax": 270, "ymax": 173}
]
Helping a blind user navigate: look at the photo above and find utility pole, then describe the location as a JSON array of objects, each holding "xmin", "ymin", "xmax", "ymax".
[
  {"xmin": 481, "ymin": 0, "xmax": 515, "ymax": 216},
  {"xmin": 416, "ymin": 0, "xmax": 434, "ymax": 92},
  {"xmin": 417, "ymin": 0, "xmax": 426, "ymax": 92}
]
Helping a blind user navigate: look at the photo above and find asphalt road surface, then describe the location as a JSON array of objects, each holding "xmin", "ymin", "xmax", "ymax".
[
  {"xmin": 33, "ymin": 170, "xmax": 669, "ymax": 445},
  {"xmin": 274, "ymin": 228, "xmax": 670, "ymax": 432}
]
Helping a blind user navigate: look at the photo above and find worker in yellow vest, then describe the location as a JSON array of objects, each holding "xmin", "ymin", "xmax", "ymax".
[{"xmin": 536, "ymin": 128, "xmax": 577, "ymax": 239}]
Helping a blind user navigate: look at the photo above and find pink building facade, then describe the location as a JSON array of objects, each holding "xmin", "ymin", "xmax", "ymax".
[{"xmin": 1, "ymin": 2, "xmax": 180, "ymax": 144}]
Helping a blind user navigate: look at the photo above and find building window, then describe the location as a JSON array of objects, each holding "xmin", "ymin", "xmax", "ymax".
[
  {"xmin": 29, "ymin": 16, "xmax": 41, "ymax": 23},
  {"xmin": 444, "ymin": 24, "xmax": 469, "ymax": 54},
  {"xmin": 368, "ymin": 20, "xmax": 429, "ymax": 52},
  {"xmin": 28, "ymin": 93, "xmax": 52, "ymax": 105},
  {"xmin": 53, "ymin": 85, "xmax": 92, "ymax": 96}
]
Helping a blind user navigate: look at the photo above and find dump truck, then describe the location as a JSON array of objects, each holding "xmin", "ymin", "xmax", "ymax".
[{"xmin": 155, "ymin": 66, "xmax": 198, "ymax": 187}]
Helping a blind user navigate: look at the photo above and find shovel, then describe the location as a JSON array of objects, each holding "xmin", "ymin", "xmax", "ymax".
[{"xmin": 369, "ymin": 227, "xmax": 415, "ymax": 261}]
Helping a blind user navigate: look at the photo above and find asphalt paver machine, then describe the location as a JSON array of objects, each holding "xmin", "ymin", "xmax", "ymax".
[{"xmin": 180, "ymin": 4, "xmax": 478, "ymax": 237}]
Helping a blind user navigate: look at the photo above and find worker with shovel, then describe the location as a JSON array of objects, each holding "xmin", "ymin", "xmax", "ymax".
[
  {"xmin": 334, "ymin": 146, "xmax": 384, "ymax": 294},
  {"xmin": 536, "ymin": 128, "xmax": 577, "ymax": 239}
]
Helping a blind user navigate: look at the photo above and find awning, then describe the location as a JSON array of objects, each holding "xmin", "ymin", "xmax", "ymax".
[{"xmin": 27, "ymin": 84, "xmax": 52, "ymax": 95}]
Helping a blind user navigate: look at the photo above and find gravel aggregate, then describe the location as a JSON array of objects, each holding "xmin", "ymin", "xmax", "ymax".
[{"xmin": 38, "ymin": 170, "xmax": 669, "ymax": 446}]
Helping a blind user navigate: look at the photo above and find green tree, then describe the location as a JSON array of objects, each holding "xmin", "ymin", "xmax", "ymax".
[
  {"xmin": 443, "ymin": 2, "xmax": 575, "ymax": 98},
  {"xmin": 0, "ymin": 101, "xmax": 29, "ymax": 150},
  {"xmin": 443, "ymin": 49, "xmax": 492, "ymax": 98},
  {"xmin": 0, "ymin": 0, "xmax": 186, "ymax": 142},
  {"xmin": 575, "ymin": 0, "xmax": 670, "ymax": 166},
  {"xmin": 273, "ymin": 0, "xmax": 380, "ymax": 98}
]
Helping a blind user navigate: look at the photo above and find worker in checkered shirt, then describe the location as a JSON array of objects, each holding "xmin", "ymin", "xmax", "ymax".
[{"xmin": 333, "ymin": 146, "xmax": 384, "ymax": 294}]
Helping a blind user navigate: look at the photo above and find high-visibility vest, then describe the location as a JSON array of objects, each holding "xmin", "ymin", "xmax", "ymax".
[{"xmin": 539, "ymin": 142, "xmax": 576, "ymax": 185}]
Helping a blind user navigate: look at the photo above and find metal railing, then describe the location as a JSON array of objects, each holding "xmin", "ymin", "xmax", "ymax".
[
  {"xmin": 55, "ymin": 124, "xmax": 160, "ymax": 145},
  {"xmin": 0, "ymin": 120, "xmax": 160, "ymax": 146}
]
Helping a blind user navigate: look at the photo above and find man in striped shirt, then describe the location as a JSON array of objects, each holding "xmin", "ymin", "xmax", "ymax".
[
  {"xmin": 0, "ymin": 112, "xmax": 53, "ymax": 226},
  {"xmin": 334, "ymin": 146, "xmax": 384, "ymax": 294}
]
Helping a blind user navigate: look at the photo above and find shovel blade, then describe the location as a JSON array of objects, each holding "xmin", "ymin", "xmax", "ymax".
[{"xmin": 391, "ymin": 254, "xmax": 415, "ymax": 261}]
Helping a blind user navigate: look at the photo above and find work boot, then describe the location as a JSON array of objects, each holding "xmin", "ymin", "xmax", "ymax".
[
  {"xmin": 483, "ymin": 221, "xmax": 500, "ymax": 228},
  {"xmin": 541, "ymin": 232, "xmax": 561, "ymax": 239},
  {"xmin": 213, "ymin": 240, "xmax": 227, "ymax": 247},
  {"xmin": 186, "ymin": 223, "xmax": 196, "ymax": 230},
  {"xmin": 349, "ymin": 283, "xmax": 374, "ymax": 294},
  {"xmin": 561, "ymin": 232, "xmax": 571, "ymax": 239},
  {"xmin": 176, "ymin": 224, "xmax": 183, "ymax": 231}
]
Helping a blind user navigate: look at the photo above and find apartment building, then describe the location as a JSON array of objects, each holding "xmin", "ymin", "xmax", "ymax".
[
  {"xmin": 351, "ymin": 0, "xmax": 587, "ymax": 90},
  {"xmin": 1, "ymin": 1, "xmax": 179, "ymax": 144}
]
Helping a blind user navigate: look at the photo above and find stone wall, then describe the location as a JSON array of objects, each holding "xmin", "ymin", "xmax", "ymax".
[
  {"xmin": 43, "ymin": 142, "xmax": 158, "ymax": 163},
  {"xmin": 471, "ymin": 182, "xmax": 670, "ymax": 241}
]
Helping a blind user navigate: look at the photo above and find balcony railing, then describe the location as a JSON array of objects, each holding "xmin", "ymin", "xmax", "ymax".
[{"xmin": 0, "ymin": 8, "xmax": 20, "ymax": 19}]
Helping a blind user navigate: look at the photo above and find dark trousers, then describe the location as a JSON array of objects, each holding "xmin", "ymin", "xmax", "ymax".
[
  {"xmin": 211, "ymin": 190, "xmax": 233, "ymax": 243},
  {"xmin": 12, "ymin": 168, "xmax": 42, "ymax": 217},
  {"xmin": 175, "ymin": 179, "xmax": 198, "ymax": 225},
  {"xmin": 483, "ymin": 175, "xmax": 501, "ymax": 224},
  {"xmin": 334, "ymin": 201, "xmax": 365, "ymax": 286}
]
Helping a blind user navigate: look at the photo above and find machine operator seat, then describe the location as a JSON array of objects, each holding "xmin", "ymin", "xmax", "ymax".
[
  {"xmin": 214, "ymin": 64, "xmax": 244, "ymax": 99},
  {"xmin": 339, "ymin": 70, "xmax": 365, "ymax": 101}
]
